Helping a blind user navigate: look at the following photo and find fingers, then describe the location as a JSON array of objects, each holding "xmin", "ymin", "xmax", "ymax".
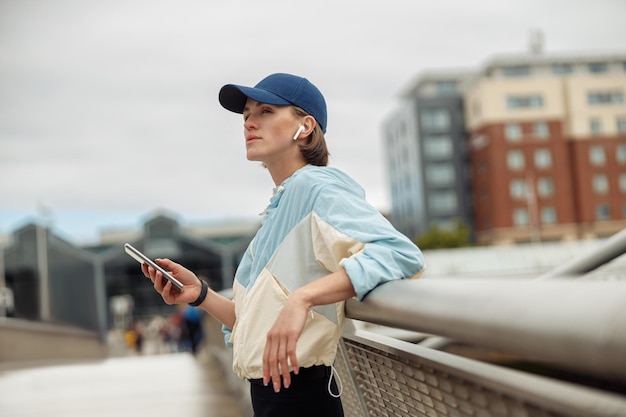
[
  {"xmin": 141, "ymin": 263, "xmax": 150, "ymax": 278},
  {"xmin": 143, "ymin": 265, "xmax": 166, "ymax": 293},
  {"xmin": 262, "ymin": 301, "xmax": 309, "ymax": 392},
  {"xmin": 141, "ymin": 264, "xmax": 156, "ymax": 286},
  {"xmin": 287, "ymin": 339, "xmax": 299, "ymax": 376},
  {"xmin": 263, "ymin": 335, "xmax": 286, "ymax": 392},
  {"xmin": 262, "ymin": 335, "xmax": 278, "ymax": 391},
  {"xmin": 155, "ymin": 258, "xmax": 175, "ymax": 272},
  {"xmin": 153, "ymin": 269, "xmax": 165, "ymax": 292},
  {"xmin": 278, "ymin": 340, "xmax": 290, "ymax": 390},
  {"xmin": 263, "ymin": 334, "xmax": 300, "ymax": 392},
  {"xmin": 139, "ymin": 260, "xmax": 200, "ymax": 306}
]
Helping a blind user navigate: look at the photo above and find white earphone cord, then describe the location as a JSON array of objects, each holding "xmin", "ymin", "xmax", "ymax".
[{"xmin": 328, "ymin": 365, "xmax": 343, "ymax": 398}]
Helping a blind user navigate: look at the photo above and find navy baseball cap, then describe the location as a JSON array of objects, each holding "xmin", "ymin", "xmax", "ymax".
[{"xmin": 218, "ymin": 73, "xmax": 327, "ymax": 133}]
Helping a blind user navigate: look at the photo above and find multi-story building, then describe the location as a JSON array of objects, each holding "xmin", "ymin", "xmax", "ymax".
[
  {"xmin": 465, "ymin": 52, "xmax": 626, "ymax": 244},
  {"xmin": 383, "ymin": 71, "xmax": 475, "ymax": 240},
  {"xmin": 1, "ymin": 213, "xmax": 258, "ymax": 333}
]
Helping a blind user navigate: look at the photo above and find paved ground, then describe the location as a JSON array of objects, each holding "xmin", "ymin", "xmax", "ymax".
[{"xmin": 0, "ymin": 353, "xmax": 245, "ymax": 417}]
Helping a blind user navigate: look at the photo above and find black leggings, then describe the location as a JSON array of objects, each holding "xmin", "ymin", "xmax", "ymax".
[{"xmin": 249, "ymin": 365, "xmax": 344, "ymax": 417}]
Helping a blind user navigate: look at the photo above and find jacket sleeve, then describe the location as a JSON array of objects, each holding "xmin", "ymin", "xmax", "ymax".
[{"xmin": 311, "ymin": 178, "xmax": 425, "ymax": 300}]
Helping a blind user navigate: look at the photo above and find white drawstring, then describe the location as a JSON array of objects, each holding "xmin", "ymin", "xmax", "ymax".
[{"xmin": 327, "ymin": 365, "xmax": 343, "ymax": 398}]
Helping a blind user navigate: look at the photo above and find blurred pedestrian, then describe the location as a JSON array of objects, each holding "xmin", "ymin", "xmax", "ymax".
[{"xmin": 182, "ymin": 305, "xmax": 204, "ymax": 355}]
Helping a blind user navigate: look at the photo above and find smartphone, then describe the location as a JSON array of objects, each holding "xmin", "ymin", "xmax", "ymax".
[{"xmin": 124, "ymin": 243, "xmax": 184, "ymax": 291}]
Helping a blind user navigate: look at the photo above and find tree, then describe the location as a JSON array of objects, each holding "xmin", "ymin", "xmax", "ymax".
[{"xmin": 414, "ymin": 219, "xmax": 472, "ymax": 250}]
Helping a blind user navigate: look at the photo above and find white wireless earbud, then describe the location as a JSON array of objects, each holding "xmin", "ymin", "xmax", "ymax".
[{"xmin": 293, "ymin": 125, "xmax": 305, "ymax": 140}]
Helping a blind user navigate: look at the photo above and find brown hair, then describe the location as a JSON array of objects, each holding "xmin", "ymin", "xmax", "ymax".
[{"xmin": 293, "ymin": 107, "xmax": 329, "ymax": 166}]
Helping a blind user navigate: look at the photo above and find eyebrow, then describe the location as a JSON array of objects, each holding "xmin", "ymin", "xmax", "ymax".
[{"xmin": 242, "ymin": 100, "xmax": 264, "ymax": 114}]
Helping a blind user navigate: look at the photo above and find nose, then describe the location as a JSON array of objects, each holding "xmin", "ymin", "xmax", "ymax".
[{"xmin": 244, "ymin": 115, "xmax": 257, "ymax": 131}]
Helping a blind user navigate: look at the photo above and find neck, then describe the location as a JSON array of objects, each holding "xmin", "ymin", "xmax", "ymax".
[{"xmin": 267, "ymin": 160, "xmax": 307, "ymax": 186}]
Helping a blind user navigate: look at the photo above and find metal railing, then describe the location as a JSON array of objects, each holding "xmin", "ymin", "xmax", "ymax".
[
  {"xmin": 206, "ymin": 232, "xmax": 626, "ymax": 417},
  {"xmin": 208, "ymin": 275, "xmax": 626, "ymax": 417},
  {"xmin": 539, "ymin": 227, "xmax": 626, "ymax": 279},
  {"xmin": 344, "ymin": 277, "xmax": 626, "ymax": 382},
  {"xmin": 333, "ymin": 229, "xmax": 626, "ymax": 417},
  {"xmin": 337, "ymin": 278, "xmax": 626, "ymax": 417},
  {"xmin": 335, "ymin": 328, "xmax": 626, "ymax": 417}
]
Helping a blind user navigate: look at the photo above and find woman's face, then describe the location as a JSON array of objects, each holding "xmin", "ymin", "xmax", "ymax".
[{"xmin": 242, "ymin": 99, "xmax": 302, "ymax": 165}]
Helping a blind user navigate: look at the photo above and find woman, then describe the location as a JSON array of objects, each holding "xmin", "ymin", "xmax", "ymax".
[{"xmin": 142, "ymin": 73, "xmax": 425, "ymax": 417}]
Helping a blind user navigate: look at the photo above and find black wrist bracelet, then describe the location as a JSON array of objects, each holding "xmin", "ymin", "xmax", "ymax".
[{"xmin": 188, "ymin": 279, "xmax": 208, "ymax": 307}]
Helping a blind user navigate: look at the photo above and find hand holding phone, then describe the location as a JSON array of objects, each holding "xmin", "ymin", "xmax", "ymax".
[{"xmin": 124, "ymin": 243, "xmax": 184, "ymax": 291}]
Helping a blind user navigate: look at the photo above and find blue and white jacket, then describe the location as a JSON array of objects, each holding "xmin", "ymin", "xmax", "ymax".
[{"xmin": 224, "ymin": 165, "xmax": 425, "ymax": 379}]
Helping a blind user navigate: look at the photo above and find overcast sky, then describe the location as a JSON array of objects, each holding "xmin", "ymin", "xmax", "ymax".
[{"xmin": 1, "ymin": 0, "xmax": 626, "ymax": 244}]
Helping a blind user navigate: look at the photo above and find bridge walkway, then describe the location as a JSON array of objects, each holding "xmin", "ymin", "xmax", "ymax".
[{"xmin": 0, "ymin": 352, "xmax": 245, "ymax": 417}]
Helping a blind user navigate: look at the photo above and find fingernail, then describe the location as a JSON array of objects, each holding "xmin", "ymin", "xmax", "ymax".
[{"xmin": 274, "ymin": 383, "xmax": 280, "ymax": 393}]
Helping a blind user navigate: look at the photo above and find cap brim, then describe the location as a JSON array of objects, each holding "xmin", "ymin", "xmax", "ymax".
[{"xmin": 219, "ymin": 84, "xmax": 292, "ymax": 114}]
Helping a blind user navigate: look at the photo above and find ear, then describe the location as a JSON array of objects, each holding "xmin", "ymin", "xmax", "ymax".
[{"xmin": 301, "ymin": 115, "xmax": 316, "ymax": 136}]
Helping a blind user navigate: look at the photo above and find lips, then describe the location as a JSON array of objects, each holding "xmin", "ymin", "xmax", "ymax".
[{"xmin": 246, "ymin": 135, "xmax": 260, "ymax": 142}]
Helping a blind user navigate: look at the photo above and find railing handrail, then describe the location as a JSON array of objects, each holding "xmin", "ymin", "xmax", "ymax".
[
  {"xmin": 345, "ymin": 277, "xmax": 626, "ymax": 382},
  {"xmin": 539, "ymin": 227, "xmax": 626, "ymax": 279}
]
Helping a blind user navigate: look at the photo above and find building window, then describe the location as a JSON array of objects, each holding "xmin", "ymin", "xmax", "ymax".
[
  {"xmin": 533, "ymin": 122, "xmax": 549, "ymax": 138},
  {"xmin": 436, "ymin": 81, "xmax": 458, "ymax": 95},
  {"xmin": 423, "ymin": 135, "xmax": 453, "ymax": 159},
  {"xmin": 590, "ymin": 119, "xmax": 602, "ymax": 136},
  {"xmin": 509, "ymin": 179, "xmax": 526, "ymax": 200},
  {"xmin": 502, "ymin": 66, "xmax": 531, "ymax": 77},
  {"xmin": 593, "ymin": 174, "xmax": 609, "ymax": 194},
  {"xmin": 596, "ymin": 204, "xmax": 610, "ymax": 220},
  {"xmin": 507, "ymin": 150, "xmax": 525, "ymax": 170},
  {"xmin": 541, "ymin": 207, "xmax": 557, "ymax": 224},
  {"xmin": 552, "ymin": 64, "xmax": 572, "ymax": 75},
  {"xmin": 421, "ymin": 109, "xmax": 451, "ymax": 131},
  {"xmin": 617, "ymin": 117, "xmax": 626, "ymax": 134},
  {"xmin": 505, "ymin": 123, "xmax": 522, "ymax": 141},
  {"xmin": 588, "ymin": 62, "xmax": 608, "ymax": 73},
  {"xmin": 471, "ymin": 134, "xmax": 489, "ymax": 150},
  {"xmin": 588, "ymin": 91, "xmax": 624, "ymax": 104},
  {"xmin": 428, "ymin": 191, "xmax": 458, "ymax": 213},
  {"xmin": 534, "ymin": 149, "xmax": 552, "ymax": 169},
  {"xmin": 507, "ymin": 95, "xmax": 543, "ymax": 109},
  {"xmin": 617, "ymin": 144, "xmax": 626, "ymax": 164},
  {"xmin": 537, "ymin": 177, "xmax": 554, "ymax": 197},
  {"xmin": 589, "ymin": 145, "xmax": 606, "ymax": 166},
  {"xmin": 425, "ymin": 164, "xmax": 455, "ymax": 186},
  {"xmin": 513, "ymin": 208, "xmax": 529, "ymax": 226}
]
